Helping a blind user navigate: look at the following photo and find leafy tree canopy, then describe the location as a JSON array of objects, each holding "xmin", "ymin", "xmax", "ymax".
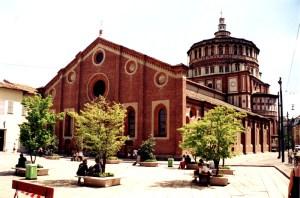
[
  {"xmin": 69, "ymin": 96, "xmax": 127, "ymax": 173},
  {"xmin": 178, "ymin": 106, "xmax": 246, "ymax": 175},
  {"xmin": 20, "ymin": 95, "xmax": 63, "ymax": 163}
]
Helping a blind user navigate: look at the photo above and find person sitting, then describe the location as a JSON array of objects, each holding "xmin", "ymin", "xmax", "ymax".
[
  {"xmin": 76, "ymin": 159, "xmax": 88, "ymax": 185},
  {"xmin": 194, "ymin": 159, "xmax": 211, "ymax": 185},
  {"xmin": 178, "ymin": 154, "xmax": 186, "ymax": 169},
  {"xmin": 72, "ymin": 151, "xmax": 79, "ymax": 161},
  {"xmin": 185, "ymin": 154, "xmax": 191, "ymax": 165},
  {"xmin": 78, "ymin": 151, "xmax": 84, "ymax": 161},
  {"xmin": 38, "ymin": 147, "xmax": 44, "ymax": 157},
  {"xmin": 87, "ymin": 156, "xmax": 102, "ymax": 177},
  {"xmin": 16, "ymin": 153, "xmax": 27, "ymax": 168},
  {"xmin": 288, "ymin": 154, "xmax": 300, "ymax": 198}
]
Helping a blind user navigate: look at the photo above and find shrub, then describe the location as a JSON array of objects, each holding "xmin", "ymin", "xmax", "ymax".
[
  {"xmin": 144, "ymin": 159, "xmax": 157, "ymax": 162},
  {"xmin": 138, "ymin": 136, "xmax": 156, "ymax": 161},
  {"xmin": 37, "ymin": 164, "xmax": 43, "ymax": 168},
  {"xmin": 100, "ymin": 172, "xmax": 114, "ymax": 177},
  {"xmin": 107, "ymin": 156, "xmax": 118, "ymax": 160}
]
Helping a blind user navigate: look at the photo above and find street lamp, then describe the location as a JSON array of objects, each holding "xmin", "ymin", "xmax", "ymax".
[
  {"xmin": 277, "ymin": 92, "xmax": 281, "ymax": 159},
  {"xmin": 278, "ymin": 77, "xmax": 284, "ymax": 162},
  {"xmin": 287, "ymin": 112, "xmax": 290, "ymax": 152}
]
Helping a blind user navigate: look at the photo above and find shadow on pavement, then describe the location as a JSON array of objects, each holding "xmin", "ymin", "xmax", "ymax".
[
  {"xmin": 0, "ymin": 170, "xmax": 15, "ymax": 176},
  {"xmin": 31, "ymin": 179, "xmax": 78, "ymax": 188},
  {"xmin": 150, "ymin": 179, "xmax": 209, "ymax": 189}
]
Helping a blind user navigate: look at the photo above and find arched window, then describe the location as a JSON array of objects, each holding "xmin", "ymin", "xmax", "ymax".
[
  {"xmin": 218, "ymin": 45, "xmax": 223, "ymax": 55},
  {"xmin": 126, "ymin": 107, "xmax": 135, "ymax": 138},
  {"xmin": 225, "ymin": 44, "xmax": 229, "ymax": 54},
  {"xmin": 211, "ymin": 45, "xmax": 215, "ymax": 56},
  {"xmin": 235, "ymin": 63, "xmax": 240, "ymax": 71},
  {"xmin": 158, "ymin": 108, "xmax": 166, "ymax": 137},
  {"xmin": 239, "ymin": 46, "xmax": 243, "ymax": 55},
  {"xmin": 194, "ymin": 50, "xmax": 198, "ymax": 59},
  {"xmin": 225, "ymin": 65, "xmax": 229, "ymax": 73},
  {"xmin": 189, "ymin": 107, "xmax": 197, "ymax": 118},
  {"xmin": 233, "ymin": 45, "xmax": 237, "ymax": 55},
  {"xmin": 64, "ymin": 113, "xmax": 73, "ymax": 137}
]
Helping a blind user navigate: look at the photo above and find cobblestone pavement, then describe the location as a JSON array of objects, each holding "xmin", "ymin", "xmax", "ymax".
[{"xmin": 0, "ymin": 152, "xmax": 291, "ymax": 198}]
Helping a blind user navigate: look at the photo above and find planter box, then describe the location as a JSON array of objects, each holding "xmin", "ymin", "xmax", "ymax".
[
  {"xmin": 15, "ymin": 168, "xmax": 49, "ymax": 176},
  {"xmin": 210, "ymin": 176, "xmax": 228, "ymax": 186},
  {"xmin": 212, "ymin": 168, "xmax": 234, "ymax": 175},
  {"xmin": 140, "ymin": 161, "xmax": 158, "ymax": 167},
  {"xmin": 45, "ymin": 155, "xmax": 61, "ymax": 160},
  {"xmin": 186, "ymin": 163, "xmax": 198, "ymax": 170},
  {"xmin": 37, "ymin": 168, "xmax": 49, "ymax": 176},
  {"xmin": 106, "ymin": 159, "xmax": 122, "ymax": 164},
  {"xmin": 83, "ymin": 176, "xmax": 121, "ymax": 187}
]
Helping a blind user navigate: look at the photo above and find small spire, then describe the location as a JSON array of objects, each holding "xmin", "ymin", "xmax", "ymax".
[
  {"xmin": 218, "ymin": 17, "xmax": 226, "ymax": 31},
  {"xmin": 214, "ymin": 13, "xmax": 231, "ymax": 38},
  {"xmin": 99, "ymin": 20, "xmax": 103, "ymax": 37},
  {"xmin": 99, "ymin": 29, "xmax": 103, "ymax": 37}
]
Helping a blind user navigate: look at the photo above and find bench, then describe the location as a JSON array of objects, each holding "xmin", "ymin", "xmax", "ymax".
[{"xmin": 12, "ymin": 180, "xmax": 54, "ymax": 198}]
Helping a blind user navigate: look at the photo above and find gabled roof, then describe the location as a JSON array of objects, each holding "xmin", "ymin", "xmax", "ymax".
[
  {"xmin": 43, "ymin": 37, "xmax": 188, "ymax": 90},
  {"xmin": 0, "ymin": 79, "xmax": 36, "ymax": 94}
]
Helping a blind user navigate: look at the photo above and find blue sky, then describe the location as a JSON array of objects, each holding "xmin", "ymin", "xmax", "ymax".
[{"xmin": 0, "ymin": 0, "xmax": 299, "ymax": 116}]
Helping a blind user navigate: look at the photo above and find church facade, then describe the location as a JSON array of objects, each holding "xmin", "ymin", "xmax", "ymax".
[{"xmin": 41, "ymin": 17, "xmax": 278, "ymax": 157}]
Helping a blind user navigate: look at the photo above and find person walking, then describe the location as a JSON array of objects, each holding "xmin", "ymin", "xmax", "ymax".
[{"xmin": 288, "ymin": 155, "xmax": 300, "ymax": 198}]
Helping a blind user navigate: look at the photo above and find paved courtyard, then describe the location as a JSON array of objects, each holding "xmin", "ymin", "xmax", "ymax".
[{"xmin": 0, "ymin": 152, "xmax": 291, "ymax": 198}]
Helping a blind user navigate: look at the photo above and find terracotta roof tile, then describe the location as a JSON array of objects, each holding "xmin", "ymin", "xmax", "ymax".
[{"xmin": 0, "ymin": 80, "xmax": 36, "ymax": 94}]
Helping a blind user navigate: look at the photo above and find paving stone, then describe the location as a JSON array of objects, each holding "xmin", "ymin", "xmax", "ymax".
[{"xmin": 0, "ymin": 152, "xmax": 291, "ymax": 198}]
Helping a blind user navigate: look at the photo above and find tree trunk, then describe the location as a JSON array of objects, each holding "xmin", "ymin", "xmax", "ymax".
[
  {"xmin": 213, "ymin": 159, "xmax": 220, "ymax": 176},
  {"xmin": 101, "ymin": 155, "xmax": 106, "ymax": 173},
  {"xmin": 29, "ymin": 150, "xmax": 36, "ymax": 164}
]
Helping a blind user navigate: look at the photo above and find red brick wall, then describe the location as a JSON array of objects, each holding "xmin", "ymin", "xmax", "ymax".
[{"xmin": 43, "ymin": 38, "xmax": 186, "ymax": 156}]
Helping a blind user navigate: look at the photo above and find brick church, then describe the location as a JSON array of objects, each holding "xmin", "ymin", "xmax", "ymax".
[{"xmin": 41, "ymin": 17, "xmax": 278, "ymax": 158}]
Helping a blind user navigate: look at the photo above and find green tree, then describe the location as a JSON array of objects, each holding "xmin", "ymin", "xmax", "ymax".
[
  {"xmin": 178, "ymin": 106, "xmax": 245, "ymax": 175},
  {"xmin": 70, "ymin": 96, "xmax": 127, "ymax": 173},
  {"xmin": 20, "ymin": 95, "xmax": 63, "ymax": 163}
]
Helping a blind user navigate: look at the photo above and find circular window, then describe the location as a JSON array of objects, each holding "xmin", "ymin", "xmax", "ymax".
[
  {"xmin": 154, "ymin": 72, "xmax": 167, "ymax": 87},
  {"xmin": 49, "ymin": 88, "xmax": 56, "ymax": 98},
  {"xmin": 125, "ymin": 60, "xmax": 138, "ymax": 75},
  {"xmin": 128, "ymin": 63, "xmax": 136, "ymax": 72},
  {"xmin": 95, "ymin": 52, "xmax": 104, "ymax": 64},
  {"xmin": 67, "ymin": 71, "xmax": 76, "ymax": 83},
  {"xmin": 93, "ymin": 49, "xmax": 105, "ymax": 66},
  {"xmin": 230, "ymin": 81, "xmax": 236, "ymax": 87},
  {"xmin": 93, "ymin": 80, "xmax": 106, "ymax": 97},
  {"xmin": 158, "ymin": 74, "xmax": 166, "ymax": 85}
]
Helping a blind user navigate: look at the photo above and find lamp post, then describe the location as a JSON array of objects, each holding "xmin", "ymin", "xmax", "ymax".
[
  {"xmin": 278, "ymin": 77, "xmax": 285, "ymax": 162},
  {"xmin": 287, "ymin": 112, "xmax": 290, "ymax": 152},
  {"xmin": 277, "ymin": 92, "xmax": 281, "ymax": 159}
]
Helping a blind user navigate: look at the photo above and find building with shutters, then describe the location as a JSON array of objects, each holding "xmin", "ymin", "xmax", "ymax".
[{"xmin": 0, "ymin": 80, "xmax": 36, "ymax": 152}]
